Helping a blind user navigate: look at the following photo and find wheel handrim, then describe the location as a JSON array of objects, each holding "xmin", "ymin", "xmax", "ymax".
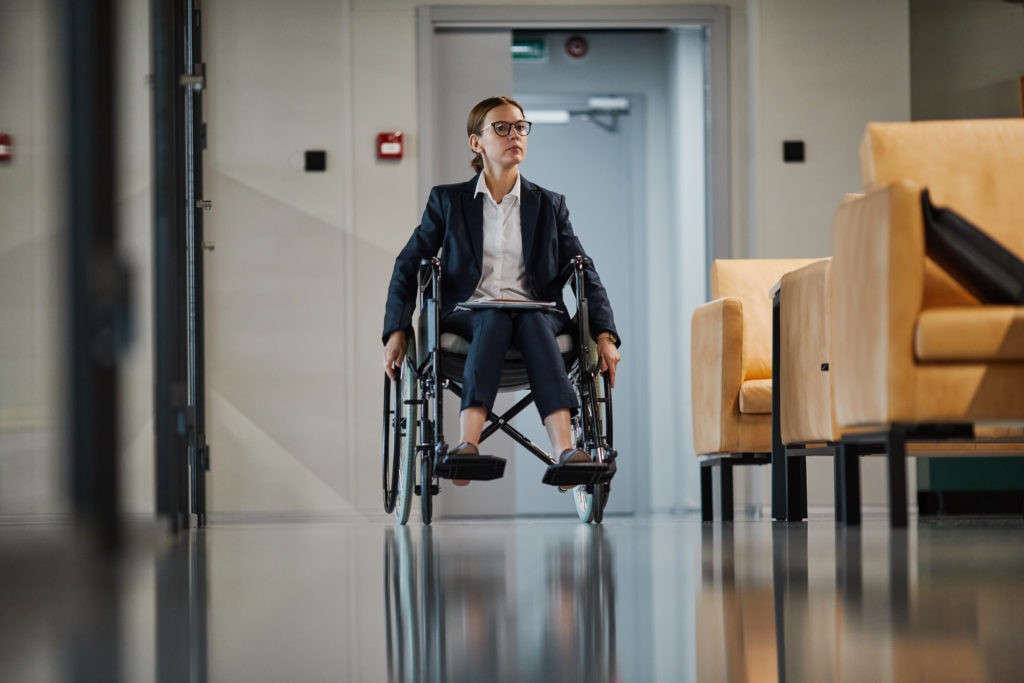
[{"xmin": 394, "ymin": 359, "xmax": 417, "ymax": 525}]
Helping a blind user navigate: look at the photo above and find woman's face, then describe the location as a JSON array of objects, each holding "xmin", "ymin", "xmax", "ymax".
[{"xmin": 469, "ymin": 103, "xmax": 528, "ymax": 172}]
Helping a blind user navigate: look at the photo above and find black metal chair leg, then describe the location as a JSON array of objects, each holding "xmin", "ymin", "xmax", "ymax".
[
  {"xmin": 720, "ymin": 460, "xmax": 734, "ymax": 522},
  {"xmin": 837, "ymin": 440, "xmax": 861, "ymax": 526},
  {"xmin": 770, "ymin": 290, "xmax": 789, "ymax": 522},
  {"xmin": 887, "ymin": 426, "xmax": 908, "ymax": 528},
  {"xmin": 833, "ymin": 448, "xmax": 844, "ymax": 524},
  {"xmin": 787, "ymin": 454, "xmax": 807, "ymax": 521},
  {"xmin": 701, "ymin": 464, "xmax": 714, "ymax": 522}
]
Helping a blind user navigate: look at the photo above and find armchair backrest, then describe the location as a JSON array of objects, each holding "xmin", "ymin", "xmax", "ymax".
[
  {"xmin": 710, "ymin": 259, "xmax": 818, "ymax": 382},
  {"xmin": 860, "ymin": 119, "xmax": 1024, "ymax": 259}
]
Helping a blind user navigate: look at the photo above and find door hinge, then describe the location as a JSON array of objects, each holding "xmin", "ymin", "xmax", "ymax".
[{"xmin": 180, "ymin": 63, "xmax": 206, "ymax": 91}]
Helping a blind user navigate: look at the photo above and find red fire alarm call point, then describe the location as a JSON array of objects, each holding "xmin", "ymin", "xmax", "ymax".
[
  {"xmin": 0, "ymin": 133, "xmax": 12, "ymax": 163},
  {"xmin": 377, "ymin": 132, "xmax": 403, "ymax": 160}
]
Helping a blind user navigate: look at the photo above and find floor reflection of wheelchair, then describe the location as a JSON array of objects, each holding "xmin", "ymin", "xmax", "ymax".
[
  {"xmin": 382, "ymin": 525, "xmax": 618, "ymax": 683},
  {"xmin": 383, "ymin": 527, "xmax": 444, "ymax": 683},
  {"xmin": 383, "ymin": 526, "xmax": 511, "ymax": 683},
  {"xmin": 532, "ymin": 524, "xmax": 619, "ymax": 683},
  {"xmin": 382, "ymin": 255, "xmax": 617, "ymax": 524}
]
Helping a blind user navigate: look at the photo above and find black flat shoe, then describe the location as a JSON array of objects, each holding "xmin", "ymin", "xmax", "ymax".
[
  {"xmin": 448, "ymin": 441, "xmax": 479, "ymax": 457},
  {"xmin": 558, "ymin": 448, "xmax": 590, "ymax": 465}
]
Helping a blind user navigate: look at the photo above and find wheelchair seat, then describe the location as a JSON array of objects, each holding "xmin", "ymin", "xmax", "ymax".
[{"xmin": 436, "ymin": 331, "xmax": 577, "ymax": 390}]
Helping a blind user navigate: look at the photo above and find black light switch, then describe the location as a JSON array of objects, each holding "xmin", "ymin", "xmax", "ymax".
[
  {"xmin": 783, "ymin": 140, "xmax": 805, "ymax": 163},
  {"xmin": 305, "ymin": 150, "xmax": 327, "ymax": 172}
]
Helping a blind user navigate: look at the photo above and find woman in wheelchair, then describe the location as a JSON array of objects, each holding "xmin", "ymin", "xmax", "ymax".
[{"xmin": 381, "ymin": 96, "xmax": 621, "ymax": 522}]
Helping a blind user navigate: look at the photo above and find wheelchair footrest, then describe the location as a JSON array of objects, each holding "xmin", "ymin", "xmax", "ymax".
[
  {"xmin": 434, "ymin": 454, "xmax": 507, "ymax": 481},
  {"xmin": 542, "ymin": 461, "xmax": 609, "ymax": 487}
]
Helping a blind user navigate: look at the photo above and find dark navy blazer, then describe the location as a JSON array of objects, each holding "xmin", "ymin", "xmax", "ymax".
[{"xmin": 382, "ymin": 174, "xmax": 619, "ymax": 345}]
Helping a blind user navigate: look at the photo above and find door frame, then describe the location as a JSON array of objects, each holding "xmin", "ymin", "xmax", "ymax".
[{"xmin": 416, "ymin": 4, "xmax": 731, "ymax": 261}]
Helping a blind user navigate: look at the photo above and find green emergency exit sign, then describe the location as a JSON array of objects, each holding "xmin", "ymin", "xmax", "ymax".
[{"xmin": 512, "ymin": 37, "xmax": 547, "ymax": 61}]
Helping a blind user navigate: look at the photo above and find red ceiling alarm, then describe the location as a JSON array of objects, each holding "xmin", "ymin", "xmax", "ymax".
[
  {"xmin": 0, "ymin": 133, "xmax": 12, "ymax": 163},
  {"xmin": 565, "ymin": 35, "xmax": 588, "ymax": 59}
]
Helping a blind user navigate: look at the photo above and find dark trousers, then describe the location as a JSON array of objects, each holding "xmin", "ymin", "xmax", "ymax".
[{"xmin": 442, "ymin": 308, "xmax": 578, "ymax": 420}]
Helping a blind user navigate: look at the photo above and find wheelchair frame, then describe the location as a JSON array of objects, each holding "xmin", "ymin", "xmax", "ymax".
[{"xmin": 382, "ymin": 256, "xmax": 616, "ymax": 524}]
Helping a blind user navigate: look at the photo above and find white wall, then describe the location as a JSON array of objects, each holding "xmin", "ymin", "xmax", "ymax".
[
  {"xmin": 203, "ymin": 0, "xmax": 358, "ymax": 515},
  {"xmin": 750, "ymin": 0, "xmax": 910, "ymax": 260}
]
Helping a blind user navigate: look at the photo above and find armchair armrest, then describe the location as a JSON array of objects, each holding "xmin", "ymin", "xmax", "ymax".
[
  {"xmin": 779, "ymin": 258, "xmax": 836, "ymax": 444},
  {"xmin": 691, "ymin": 297, "xmax": 744, "ymax": 454},
  {"xmin": 830, "ymin": 180, "xmax": 925, "ymax": 428}
]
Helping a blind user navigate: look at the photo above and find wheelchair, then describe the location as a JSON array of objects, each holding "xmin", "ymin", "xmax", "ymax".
[{"xmin": 382, "ymin": 255, "xmax": 617, "ymax": 525}]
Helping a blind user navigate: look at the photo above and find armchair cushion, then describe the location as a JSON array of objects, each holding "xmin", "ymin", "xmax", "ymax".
[
  {"xmin": 921, "ymin": 189, "xmax": 1024, "ymax": 304},
  {"xmin": 738, "ymin": 379, "xmax": 772, "ymax": 415},
  {"xmin": 915, "ymin": 307, "xmax": 1024, "ymax": 362}
]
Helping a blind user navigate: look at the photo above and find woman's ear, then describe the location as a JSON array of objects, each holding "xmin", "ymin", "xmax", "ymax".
[{"xmin": 468, "ymin": 133, "xmax": 482, "ymax": 154}]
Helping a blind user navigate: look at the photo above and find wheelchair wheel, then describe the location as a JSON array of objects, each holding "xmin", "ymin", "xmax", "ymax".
[
  {"xmin": 420, "ymin": 454, "xmax": 433, "ymax": 525},
  {"xmin": 592, "ymin": 483, "xmax": 609, "ymax": 523},
  {"xmin": 382, "ymin": 376, "xmax": 397, "ymax": 513},
  {"xmin": 573, "ymin": 485, "xmax": 598, "ymax": 523},
  {"xmin": 572, "ymin": 371, "xmax": 613, "ymax": 523},
  {"xmin": 383, "ymin": 351, "xmax": 418, "ymax": 524}
]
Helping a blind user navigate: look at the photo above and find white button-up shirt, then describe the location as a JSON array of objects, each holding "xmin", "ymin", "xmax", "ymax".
[{"xmin": 470, "ymin": 173, "xmax": 534, "ymax": 301}]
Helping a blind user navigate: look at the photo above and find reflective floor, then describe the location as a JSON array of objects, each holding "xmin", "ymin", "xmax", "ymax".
[{"xmin": 2, "ymin": 514, "xmax": 1024, "ymax": 682}]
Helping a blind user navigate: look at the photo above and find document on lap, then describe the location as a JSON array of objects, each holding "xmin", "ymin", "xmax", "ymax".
[{"xmin": 456, "ymin": 298, "xmax": 557, "ymax": 310}]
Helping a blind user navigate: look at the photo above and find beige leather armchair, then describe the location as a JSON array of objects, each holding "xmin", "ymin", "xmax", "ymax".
[
  {"xmin": 830, "ymin": 119, "xmax": 1024, "ymax": 525},
  {"xmin": 692, "ymin": 258, "xmax": 818, "ymax": 520}
]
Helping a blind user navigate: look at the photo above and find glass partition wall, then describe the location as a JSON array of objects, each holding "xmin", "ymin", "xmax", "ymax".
[{"xmin": 0, "ymin": 0, "xmax": 207, "ymax": 546}]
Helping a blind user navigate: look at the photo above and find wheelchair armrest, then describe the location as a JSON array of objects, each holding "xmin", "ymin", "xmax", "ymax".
[
  {"xmin": 418, "ymin": 257, "xmax": 441, "ymax": 295},
  {"xmin": 415, "ymin": 257, "xmax": 442, "ymax": 367},
  {"xmin": 559, "ymin": 255, "xmax": 592, "ymax": 288}
]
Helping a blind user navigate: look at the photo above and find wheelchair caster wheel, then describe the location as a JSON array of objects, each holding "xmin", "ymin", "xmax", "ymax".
[
  {"xmin": 420, "ymin": 456, "xmax": 433, "ymax": 525},
  {"xmin": 573, "ymin": 482, "xmax": 610, "ymax": 523}
]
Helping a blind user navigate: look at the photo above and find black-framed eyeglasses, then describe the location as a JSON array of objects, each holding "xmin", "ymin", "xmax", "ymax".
[{"xmin": 480, "ymin": 120, "xmax": 532, "ymax": 137}]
